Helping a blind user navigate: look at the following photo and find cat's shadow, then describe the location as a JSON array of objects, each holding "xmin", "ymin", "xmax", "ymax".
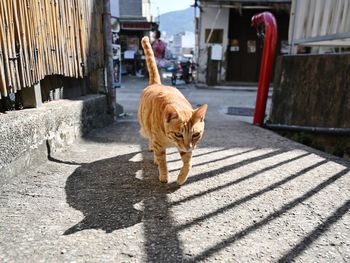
[{"xmin": 64, "ymin": 151, "xmax": 179, "ymax": 235}]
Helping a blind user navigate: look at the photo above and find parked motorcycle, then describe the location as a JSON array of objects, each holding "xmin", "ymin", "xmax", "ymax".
[{"xmin": 171, "ymin": 60, "xmax": 195, "ymax": 85}]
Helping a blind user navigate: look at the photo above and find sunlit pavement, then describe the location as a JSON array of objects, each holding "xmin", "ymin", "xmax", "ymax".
[{"xmin": 1, "ymin": 76, "xmax": 349, "ymax": 262}]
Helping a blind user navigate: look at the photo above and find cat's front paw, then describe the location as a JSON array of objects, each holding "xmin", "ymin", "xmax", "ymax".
[
  {"xmin": 176, "ymin": 177, "xmax": 187, "ymax": 186},
  {"xmin": 176, "ymin": 170, "xmax": 188, "ymax": 186},
  {"xmin": 159, "ymin": 173, "xmax": 169, "ymax": 183}
]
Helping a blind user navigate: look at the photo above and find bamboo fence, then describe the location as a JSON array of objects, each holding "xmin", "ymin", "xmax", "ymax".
[{"xmin": 0, "ymin": 0, "xmax": 104, "ymax": 99}]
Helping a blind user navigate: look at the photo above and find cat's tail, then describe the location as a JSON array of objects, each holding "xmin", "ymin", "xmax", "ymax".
[{"xmin": 141, "ymin": 36, "xmax": 161, "ymax": 85}]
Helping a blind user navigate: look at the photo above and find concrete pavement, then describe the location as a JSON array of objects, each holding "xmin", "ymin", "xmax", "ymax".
[{"xmin": 0, "ymin": 76, "xmax": 349, "ymax": 262}]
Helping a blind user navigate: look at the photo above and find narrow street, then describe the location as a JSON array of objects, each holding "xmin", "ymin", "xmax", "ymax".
[{"xmin": 0, "ymin": 76, "xmax": 349, "ymax": 262}]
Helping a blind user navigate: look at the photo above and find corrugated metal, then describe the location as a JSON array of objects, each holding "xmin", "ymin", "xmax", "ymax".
[{"xmin": 289, "ymin": 0, "xmax": 350, "ymax": 47}]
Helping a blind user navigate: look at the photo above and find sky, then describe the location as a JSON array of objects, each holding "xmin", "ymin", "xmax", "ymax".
[{"xmin": 150, "ymin": 0, "xmax": 194, "ymax": 16}]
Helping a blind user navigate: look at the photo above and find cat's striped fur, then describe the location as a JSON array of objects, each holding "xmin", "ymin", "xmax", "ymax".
[{"xmin": 138, "ymin": 36, "xmax": 208, "ymax": 185}]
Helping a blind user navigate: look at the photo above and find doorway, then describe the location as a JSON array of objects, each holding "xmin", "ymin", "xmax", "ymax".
[{"xmin": 226, "ymin": 8, "xmax": 290, "ymax": 83}]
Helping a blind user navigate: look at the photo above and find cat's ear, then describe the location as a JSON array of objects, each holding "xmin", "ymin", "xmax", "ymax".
[
  {"xmin": 193, "ymin": 104, "xmax": 208, "ymax": 122},
  {"xmin": 164, "ymin": 105, "xmax": 179, "ymax": 123}
]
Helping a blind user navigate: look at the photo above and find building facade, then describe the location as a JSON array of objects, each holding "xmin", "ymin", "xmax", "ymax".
[
  {"xmin": 197, "ymin": 0, "xmax": 291, "ymax": 85},
  {"xmin": 172, "ymin": 31, "xmax": 196, "ymax": 58},
  {"xmin": 118, "ymin": 0, "xmax": 157, "ymax": 75}
]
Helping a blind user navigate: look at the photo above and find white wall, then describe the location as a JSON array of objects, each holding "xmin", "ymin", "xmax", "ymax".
[
  {"xmin": 110, "ymin": 0, "xmax": 120, "ymax": 17},
  {"xmin": 171, "ymin": 32, "xmax": 195, "ymax": 57},
  {"xmin": 182, "ymin": 31, "xmax": 195, "ymax": 49},
  {"xmin": 142, "ymin": 0, "xmax": 151, "ymax": 21},
  {"xmin": 198, "ymin": 6, "xmax": 229, "ymax": 83},
  {"xmin": 172, "ymin": 33, "xmax": 183, "ymax": 57}
]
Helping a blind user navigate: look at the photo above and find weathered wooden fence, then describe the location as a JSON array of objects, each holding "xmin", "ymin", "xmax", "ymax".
[{"xmin": 0, "ymin": 0, "xmax": 104, "ymax": 100}]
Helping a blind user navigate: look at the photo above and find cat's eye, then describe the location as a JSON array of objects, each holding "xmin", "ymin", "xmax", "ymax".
[
  {"xmin": 175, "ymin": 132, "xmax": 183, "ymax": 138},
  {"xmin": 192, "ymin": 132, "xmax": 200, "ymax": 138}
]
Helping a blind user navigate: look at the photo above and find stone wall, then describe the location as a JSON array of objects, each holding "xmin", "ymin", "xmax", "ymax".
[
  {"xmin": 270, "ymin": 53, "xmax": 350, "ymax": 127},
  {"xmin": 269, "ymin": 53, "xmax": 350, "ymax": 159},
  {"xmin": 0, "ymin": 95, "xmax": 113, "ymax": 184}
]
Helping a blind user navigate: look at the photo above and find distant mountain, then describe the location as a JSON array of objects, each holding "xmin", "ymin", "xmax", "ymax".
[{"xmin": 157, "ymin": 8, "xmax": 195, "ymax": 36}]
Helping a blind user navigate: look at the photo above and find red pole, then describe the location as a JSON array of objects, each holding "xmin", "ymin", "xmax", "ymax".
[{"xmin": 251, "ymin": 12, "xmax": 277, "ymax": 126}]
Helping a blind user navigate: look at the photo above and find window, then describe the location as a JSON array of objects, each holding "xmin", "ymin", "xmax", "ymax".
[{"xmin": 205, "ymin": 29, "xmax": 223, "ymax": 44}]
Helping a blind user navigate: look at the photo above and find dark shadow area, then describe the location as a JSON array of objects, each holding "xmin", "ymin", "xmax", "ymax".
[
  {"xmin": 185, "ymin": 168, "xmax": 349, "ymax": 262},
  {"xmin": 64, "ymin": 152, "xmax": 143, "ymax": 234},
  {"xmin": 64, "ymin": 151, "xmax": 179, "ymax": 234},
  {"xmin": 142, "ymin": 190, "xmax": 184, "ymax": 262},
  {"xmin": 278, "ymin": 199, "xmax": 350, "ymax": 263},
  {"xmin": 64, "ymin": 149, "xmax": 184, "ymax": 261}
]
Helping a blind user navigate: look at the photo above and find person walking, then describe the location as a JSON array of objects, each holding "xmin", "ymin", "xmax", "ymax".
[{"xmin": 151, "ymin": 30, "xmax": 166, "ymax": 82}]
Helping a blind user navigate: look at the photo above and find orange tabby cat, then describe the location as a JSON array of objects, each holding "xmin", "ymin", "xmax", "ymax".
[{"xmin": 138, "ymin": 36, "xmax": 208, "ymax": 185}]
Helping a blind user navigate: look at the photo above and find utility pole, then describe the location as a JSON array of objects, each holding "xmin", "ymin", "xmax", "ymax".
[
  {"xmin": 194, "ymin": 1, "xmax": 198, "ymax": 64},
  {"xmin": 157, "ymin": 7, "xmax": 160, "ymax": 24},
  {"xmin": 192, "ymin": 0, "xmax": 200, "ymax": 79},
  {"xmin": 103, "ymin": 0, "xmax": 117, "ymax": 118}
]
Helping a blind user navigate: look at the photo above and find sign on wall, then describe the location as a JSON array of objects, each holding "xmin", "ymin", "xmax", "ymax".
[
  {"xmin": 211, "ymin": 44, "xmax": 223, "ymax": 60},
  {"xmin": 230, "ymin": 39, "xmax": 239, "ymax": 52},
  {"xmin": 111, "ymin": 17, "xmax": 121, "ymax": 88},
  {"xmin": 247, "ymin": 40, "xmax": 256, "ymax": 53}
]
